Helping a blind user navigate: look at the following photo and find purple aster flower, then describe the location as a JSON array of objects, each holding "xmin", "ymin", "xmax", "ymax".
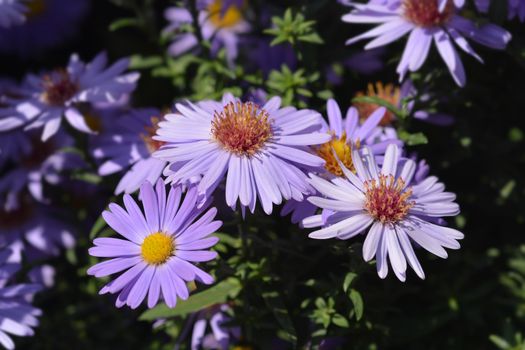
[
  {"xmin": 0, "ymin": 0, "xmax": 26, "ymax": 28},
  {"xmin": 281, "ymin": 100, "xmax": 398, "ymax": 225},
  {"xmin": 91, "ymin": 108, "xmax": 168, "ymax": 195},
  {"xmin": 474, "ymin": 0, "xmax": 525, "ymax": 21},
  {"xmin": 0, "ymin": 194, "xmax": 75, "ymax": 261},
  {"xmin": 154, "ymin": 93, "xmax": 331, "ymax": 215},
  {"xmin": 0, "ymin": 129, "xmax": 84, "ymax": 207},
  {"xmin": 343, "ymin": 0, "xmax": 512, "ymax": 86},
  {"xmin": 0, "ymin": 0, "xmax": 89, "ymax": 56},
  {"xmin": 0, "ymin": 249, "xmax": 42, "ymax": 350},
  {"xmin": 87, "ymin": 180, "xmax": 221, "ymax": 309},
  {"xmin": 175, "ymin": 304, "xmax": 240, "ymax": 350},
  {"xmin": 0, "ymin": 52, "xmax": 139, "ymax": 141},
  {"xmin": 302, "ymin": 144, "xmax": 464, "ymax": 281},
  {"xmin": 164, "ymin": 0, "xmax": 250, "ymax": 63}
]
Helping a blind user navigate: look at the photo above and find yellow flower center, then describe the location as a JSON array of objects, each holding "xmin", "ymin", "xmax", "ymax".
[
  {"xmin": 364, "ymin": 175, "xmax": 415, "ymax": 224},
  {"xmin": 316, "ymin": 132, "xmax": 356, "ymax": 177},
  {"xmin": 211, "ymin": 101, "xmax": 273, "ymax": 156},
  {"xmin": 402, "ymin": 0, "xmax": 454, "ymax": 27},
  {"xmin": 141, "ymin": 232, "xmax": 174, "ymax": 265},
  {"xmin": 26, "ymin": 0, "xmax": 46, "ymax": 19},
  {"xmin": 208, "ymin": 0, "xmax": 243, "ymax": 28},
  {"xmin": 355, "ymin": 82, "xmax": 400, "ymax": 126}
]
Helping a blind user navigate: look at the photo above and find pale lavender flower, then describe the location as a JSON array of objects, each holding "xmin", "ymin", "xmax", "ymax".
[
  {"xmin": 87, "ymin": 180, "xmax": 221, "ymax": 309},
  {"xmin": 91, "ymin": 108, "xmax": 168, "ymax": 195},
  {"xmin": 0, "ymin": 0, "xmax": 26, "ymax": 28},
  {"xmin": 154, "ymin": 93, "xmax": 331, "ymax": 215},
  {"xmin": 0, "ymin": 249, "xmax": 42, "ymax": 350},
  {"xmin": 302, "ymin": 144, "xmax": 464, "ymax": 281},
  {"xmin": 0, "ymin": 52, "xmax": 139, "ymax": 140},
  {"xmin": 343, "ymin": 0, "xmax": 512, "ymax": 86},
  {"xmin": 282, "ymin": 100, "xmax": 395, "ymax": 225},
  {"xmin": 164, "ymin": 0, "xmax": 250, "ymax": 63}
]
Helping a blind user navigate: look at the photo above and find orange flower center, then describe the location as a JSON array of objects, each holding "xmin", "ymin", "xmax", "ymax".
[
  {"xmin": 316, "ymin": 132, "xmax": 356, "ymax": 177},
  {"xmin": 141, "ymin": 116, "xmax": 166, "ymax": 154},
  {"xmin": 41, "ymin": 70, "xmax": 78, "ymax": 106},
  {"xmin": 355, "ymin": 82, "xmax": 400, "ymax": 126},
  {"xmin": 212, "ymin": 102, "xmax": 273, "ymax": 156},
  {"xmin": 208, "ymin": 0, "xmax": 243, "ymax": 28},
  {"xmin": 402, "ymin": 0, "xmax": 454, "ymax": 27},
  {"xmin": 364, "ymin": 175, "xmax": 415, "ymax": 224},
  {"xmin": 25, "ymin": 0, "xmax": 46, "ymax": 19}
]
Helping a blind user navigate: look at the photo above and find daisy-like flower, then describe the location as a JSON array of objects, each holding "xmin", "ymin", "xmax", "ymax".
[
  {"xmin": 354, "ymin": 81, "xmax": 454, "ymax": 127},
  {"xmin": 0, "ymin": 193, "xmax": 75, "ymax": 261},
  {"xmin": 281, "ymin": 99, "xmax": 396, "ymax": 224},
  {"xmin": 0, "ymin": 0, "xmax": 26, "ymax": 28},
  {"xmin": 343, "ymin": 0, "xmax": 512, "ymax": 86},
  {"xmin": 0, "ymin": 52, "xmax": 138, "ymax": 140},
  {"xmin": 164, "ymin": 0, "xmax": 250, "ymax": 63},
  {"xmin": 0, "ymin": 129, "xmax": 84, "ymax": 207},
  {"xmin": 0, "ymin": 0, "xmax": 89, "ymax": 56},
  {"xmin": 153, "ymin": 93, "xmax": 331, "ymax": 215},
  {"xmin": 91, "ymin": 108, "xmax": 168, "ymax": 195},
  {"xmin": 474, "ymin": 0, "xmax": 525, "ymax": 22},
  {"xmin": 302, "ymin": 144, "xmax": 464, "ymax": 281},
  {"xmin": 0, "ymin": 249, "xmax": 42, "ymax": 350},
  {"xmin": 87, "ymin": 180, "xmax": 221, "ymax": 309}
]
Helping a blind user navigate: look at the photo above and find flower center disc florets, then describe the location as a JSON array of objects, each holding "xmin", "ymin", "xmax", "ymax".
[
  {"xmin": 26, "ymin": 0, "xmax": 46, "ymax": 19},
  {"xmin": 212, "ymin": 101, "xmax": 273, "ymax": 156},
  {"xmin": 208, "ymin": 0, "xmax": 243, "ymax": 28},
  {"xmin": 141, "ymin": 116, "xmax": 166, "ymax": 154},
  {"xmin": 402, "ymin": 0, "xmax": 454, "ymax": 27},
  {"xmin": 364, "ymin": 175, "xmax": 415, "ymax": 223},
  {"xmin": 41, "ymin": 70, "xmax": 78, "ymax": 106},
  {"xmin": 316, "ymin": 132, "xmax": 355, "ymax": 177},
  {"xmin": 141, "ymin": 232, "xmax": 174, "ymax": 265},
  {"xmin": 355, "ymin": 82, "xmax": 400, "ymax": 126}
]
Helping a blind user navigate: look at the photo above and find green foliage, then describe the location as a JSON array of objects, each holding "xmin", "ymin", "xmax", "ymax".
[{"xmin": 265, "ymin": 8, "xmax": 324, "ymax": 47}]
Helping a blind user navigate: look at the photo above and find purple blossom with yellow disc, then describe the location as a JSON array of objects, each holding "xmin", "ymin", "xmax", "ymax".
[
  {"xmin": 153, "ymin": 93, "xmax": 331, "ymax": 215},
  {"xmin": 343, "ymin": 0, "xmax": 512, "ymax": 86},
  {"xmin": 302, "ymin": 144, "xmax": 464, "ymax": 281},
  {"xmin": 0, "ymin": 52, "xmax": 139, "ymax": 141},
  {"xmin": 87, "ymin": 180, "xmax": 221, "ymax": 309}
]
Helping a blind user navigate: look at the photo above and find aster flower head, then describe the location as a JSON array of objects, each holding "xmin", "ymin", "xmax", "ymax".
[
  {"xmin": 91, "ymin": 108, "xmax": 168, "ymax": 195},
  {"xmin": 87, "ymin": 180, "xmax": 221, "ymax": 309},
  {"xmin": 154, "ymin": 93, "xmax": 331, "ymax": 215},
  {"xmin": 0, "ymin": 52, "xmax": 139, "ymax": 140},
  {"xmin": 343, "ymin": 0, "xmax": 512, "ymax": 86},
  {"xmin": 164, "ymin": 0, "xmax": 250, "ymax": 63},
  {"xmin": 281, "ymin": 99, "xmax": 399, "ymax": 225},
  {"xmin": 302, "ymin": 144, "xmax": 464, "ymax": 281},
  {"xmin": 0, "ymin": 0, "xmax": 26, "ymax": 28},
  {"xmin": 0, "ymin": 249, "xmax": 42, "ymax": 350}
]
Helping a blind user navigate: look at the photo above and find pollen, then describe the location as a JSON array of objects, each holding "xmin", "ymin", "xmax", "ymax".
[
  {"xmin": 402, "ymin": 0, "xmax": 454, "ymax": 27},
  {"xmin": 211, "ymin": 102, "xmax": 273, "ymax": 156},
  {"xmin": 141, "ymin": 116, "xmax": 166, "ymax": 154},
  {"xmin": 355, "ymin": 82, "xmax": 400, "ymax": 126},
  {"xmin": 316, "ymin": 132, "xmax": 356, "ymax": 177},
  {"xmin": 41, "ymin": 70, "xmax": 78, "ymax": 106},
  {"xmin": 208, "ymin": 0, "xmax": 243, "ymax": 28},
  {"xmin": 141, "ymin": 232, "xmax": 174, "ymax": 265},
  {"xmin": 364, "ymin": 175, "xmax": 415, "ymax": 224}
]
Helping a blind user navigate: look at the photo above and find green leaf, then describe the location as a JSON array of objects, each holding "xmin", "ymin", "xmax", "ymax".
[
  {"xmin": 352, "ymin": 95, "xmax": 402, "ymax": 118},
  {"xmin": 343, "ymin": 272, "xmax": 357, "ymax": 293},
  {"xmin": 262, "ymin": 290, "xmax": 297, "ymax": 344},
  {"xmin": 89, "ymin": 214, "xmax": 107, "ymax": 239},
  {"xmin": 490, "ymin": 335, "xmax": 511, "ymax": 349},
  {"xmin": 332, "ymin": 313, "xmax": 350, "ymax": 328},
  {"xmin": 109, "ymin": 18, "xmax": 140, "ymax": 31},
  {"xmin": 349, "ymin": 289, "xmax": 364, "ymax": 321},
  {"xmin": 398, "ymin": 131, "xmax": 429, "ymax": 146},
  {"xmin": 129, "ymin": 55, "xmax": 163, "ymax": 69},
  {"xmin": 139, "ymin": 278, "xmax": 241, "ymax": 321}
]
